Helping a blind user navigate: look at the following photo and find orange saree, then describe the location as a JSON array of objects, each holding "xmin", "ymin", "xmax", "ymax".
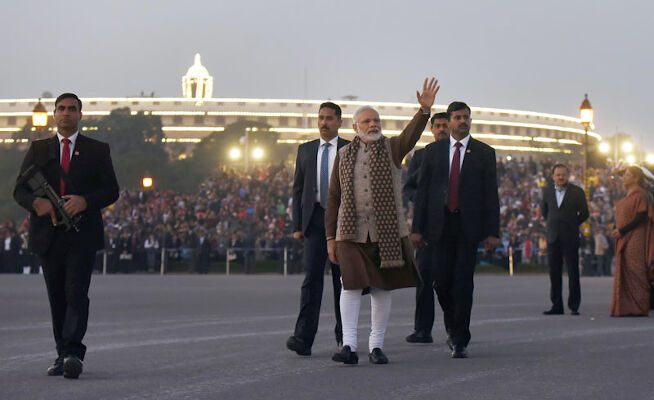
[{"xmin": 610, "ymin": 187, "xmax": 654, "ymax": 316}]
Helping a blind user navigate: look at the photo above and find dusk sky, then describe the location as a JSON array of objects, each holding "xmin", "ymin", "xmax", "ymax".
[{"xmin": 2, "ymin": 0, "xmax": 653, "ymax": 148}]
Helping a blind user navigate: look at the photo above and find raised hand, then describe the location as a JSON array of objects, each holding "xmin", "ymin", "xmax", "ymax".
[{"xmin": 416, "ymin": 77, "xmax": 440, "ymax": 112}]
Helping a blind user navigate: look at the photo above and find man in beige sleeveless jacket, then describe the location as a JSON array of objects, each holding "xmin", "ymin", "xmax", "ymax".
[{"xmin": 325, "ymin": 77, "xmax": 439, "ymax": 365}]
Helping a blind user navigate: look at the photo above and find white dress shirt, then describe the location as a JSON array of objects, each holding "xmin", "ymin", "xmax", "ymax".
[
  {"xmin": 56, "ymin": 131, "xmax": 79, "ymax": 163},
  {"xmin": 448, "ymin": 134, "xmax": 471, "ymax": 176},
  {"xmin": 555, "ymin": 185, "xmax": 567, "ymax": 208},
  {"xmin": 316, "ymin": 136, "xmax": 339, "ymax": 203}
]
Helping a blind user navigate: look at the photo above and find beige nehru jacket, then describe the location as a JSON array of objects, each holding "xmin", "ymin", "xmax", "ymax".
[{"xmin": 325, "ymin": 110, "xmax": 430, "ymax": 242}]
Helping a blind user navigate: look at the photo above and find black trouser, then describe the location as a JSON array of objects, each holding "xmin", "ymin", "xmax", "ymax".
[
  {"xmin": 413, "ymin": 244, "xmax": 437, "ymax": 334},
  {"xmin": 601, "ymin": 254, "xmax": 612, "ymax": 276},
  {"xmin": 5, "ymin": 253, "xmax": 19, "ymax": 273},
  {"xmin": 293, "ymin": 205, "xmax": 342, "ymax": 347},
  {"xmin": 40, "ymin": 230, "xmax": 96, "ymax": 360},
  {"xmin": 432, "ymin": 210, "xmax": 478, "ymax": 347},
  {"xmin": 547, "ymin": 238, "xmax": 581, "ymax": 312}
]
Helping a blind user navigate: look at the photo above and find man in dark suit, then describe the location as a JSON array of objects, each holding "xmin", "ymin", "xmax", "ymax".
[
  {"xmin": 404, "ymin": 112, "xmax": 449, "ymax": 344},
  {"xmin": 14, "ymin": 93, "xmax": 119, "ymax": 379},
  {"xmin": 541, "ymin": 163, "xmax": 589, "ymax": 315},
  {"xmin": 412, "ymin": 101, "xmax": 499, "ymax": 358},
  {"xmin": 404, "ymin": 112, "xmax": 449, "ymax": 205},
  {"xmin": 286, "ymin": 102, "xmax": 349, "ymax": 356},
  {"xmin": 195, "ymin": 229, "xmax": 211, "ymax": 274},
  {"xmin": 4, "ymin": 227, "xmax": 22, "ymax": 273}
]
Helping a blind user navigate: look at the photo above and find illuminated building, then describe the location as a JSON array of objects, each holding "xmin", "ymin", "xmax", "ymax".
[{"xmin": 0, "ymin": 55, "xmax": 601, "ymax": 159}]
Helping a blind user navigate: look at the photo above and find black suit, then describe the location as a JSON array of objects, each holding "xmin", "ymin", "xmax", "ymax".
[
  {"xmin": 0, "ymin": 233, "xmax": 21, "ymax": 273},
  {"xmin": 413, "ymin": 137, "xmax": 499, "ymax": 347},
  {"xmin": 403, "ymin": 148, "xmax": 425, "ymax": 204},
  {"xmin": 541, "ymin": 183, "xmax": 589, "ymax": 312},
  {"xmin": 291, "ymin": 137, "xmax": 349, "ymax": 348},
  {"xmin": 14, "ymin": 134, "xmax": 119, "ymax": 360},
  {"xmin": 195, "ymin": 237, "xmax": 211, "ymax": 274},
  {"xmin": 403, "ymin": 148, "xmax": 437, "ymax": 335},
  {"xmin": 7, "ymin": 233, "xmax": 21, "ymax": 273}
]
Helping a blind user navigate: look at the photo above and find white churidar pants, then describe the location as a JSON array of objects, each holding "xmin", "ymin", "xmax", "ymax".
[{"xmin": 339, "ymin": 287, "xmax": 392, "ymax": 353}]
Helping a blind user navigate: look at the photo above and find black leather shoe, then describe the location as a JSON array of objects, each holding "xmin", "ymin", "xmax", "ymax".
[
  {"xmin": 368, "ymin": 348, "xmax": 389, "ymax": 364},
  {"xmin": 446, "ymin": 336, "xmax": 453, "ymax": 351},
  {"xmin": 570, "ymin": 310, "xmax": 580, "ymax": 315},
  {"xmin": 543, "ymin": 308, "xmax": 564, "ymax": 315},
  {"xmin": 332, "ymin": 345, "xmax": 358, "ymax": 365},
  {"xmin": 451, "ymin": 344, "xmax": 468, "ymax": 359},
  {"xmin": 405, "ymin": 332, "xmax": 433, "ymax": 344},
  {"xmin": 286, "ymin": 336, "xmax": 311, "ymax": 356},
  {"xmin": 47, "ymin": 357, "xmax": 64, "ymax": 376},
  {"xmin": 63, "ymin": 356, "xmax": 83, "ymax": 379}
]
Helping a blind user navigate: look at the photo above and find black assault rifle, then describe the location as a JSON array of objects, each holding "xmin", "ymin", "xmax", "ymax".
[{"xmin": 18, "ymin": 165, "xmax": 81, "ymax": 232}]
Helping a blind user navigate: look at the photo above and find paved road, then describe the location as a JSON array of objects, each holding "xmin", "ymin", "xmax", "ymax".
[{"xmin": 0, "ymin": 274, "xmax": 652, "ymax": 400}]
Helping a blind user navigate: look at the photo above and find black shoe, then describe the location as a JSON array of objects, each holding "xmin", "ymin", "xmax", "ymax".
[
  {"xmin": 47, "ymin": 357, "xmax": 64, "ymax": 376},
  {"xmin": 331, "ymin": 345, "xmax": 358, "ymax": 365},
  {"xmin": 451, "ymin": 344, "xmax": 468, "ymax": 359},
  {"xmin": 446, "ymin": 336, "xmax": 453, "ymax": 351},
  {"xmin": 405, "ymin": 332, "xmax": 433, "ymax": 344},
  {"xmin": 63, "ymin": 356, "xmax": 83, "ymax": 379},
  {"xmin": 543, "ymin": 308, "xmax": 564, "ymax": 315},
  {"xmin": 368, "ymin": 348, "xmax": 389, "ymax": 364},
  {"xmin": 286, "ymin": 336, "xmax": 311, "ymax": 356},
  {"xmin": 570, "ymin": 310, "xmax": 580, "ymax": 315}
]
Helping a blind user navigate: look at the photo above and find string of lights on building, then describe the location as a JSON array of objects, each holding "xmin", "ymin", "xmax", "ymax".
[{"xmin": 3, "ymin": 53, "xmax": 647, "ymax": 164}]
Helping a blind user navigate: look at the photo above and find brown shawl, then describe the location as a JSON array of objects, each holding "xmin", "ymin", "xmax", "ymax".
[{"xmin": 339, "ymin": 135, "xmax": 403, "ymax": 268}]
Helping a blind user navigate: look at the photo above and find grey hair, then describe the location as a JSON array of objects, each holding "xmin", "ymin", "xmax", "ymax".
[{"xmin": 352, "ymin": 105, "xmax": 378, "ymax": 124}]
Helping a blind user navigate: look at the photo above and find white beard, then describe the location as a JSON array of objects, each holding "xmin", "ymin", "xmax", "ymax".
[{"xmin": 356, "ymin": 128, "xmax": 382, "ymax": 143}]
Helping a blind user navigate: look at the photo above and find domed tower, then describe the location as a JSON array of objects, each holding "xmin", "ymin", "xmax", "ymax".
[{"xmin": 182, "ymin": 53, "xmax": 213, "ymax": 103}]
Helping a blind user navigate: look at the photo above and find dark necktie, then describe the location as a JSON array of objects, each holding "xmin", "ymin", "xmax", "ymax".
[
  {"xmin": 60, "ymin": 138, "xmax": 71, "ymax": 196},
  {"xmin": 447, "ymin": 141, "xmax": 462, "ymax": 212},
  {"xmin": 320, "ymin": 143, "xmax": 331, "ymax": 209}
]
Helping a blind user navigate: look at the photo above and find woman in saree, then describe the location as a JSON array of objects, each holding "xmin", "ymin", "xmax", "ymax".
[{"xmin": 610, "ymin": 165, "xmax": 654, "ymax": 316}]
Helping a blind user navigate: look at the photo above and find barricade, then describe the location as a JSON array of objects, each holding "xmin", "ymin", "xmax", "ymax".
[{"xmin": 96, "ymin": 247, "xmax": 296, "ymax": 275}]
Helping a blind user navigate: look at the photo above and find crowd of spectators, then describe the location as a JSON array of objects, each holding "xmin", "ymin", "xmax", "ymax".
[
  {"xmin": 0, "ymin": 156, "xmax": 629, "ymax": 275},
  {"xmin": 1, "ymin": 164, "xmax": 299, "ymax": 274},
  {"xmin": 99, "ymin": 163, "xmax": 298, "ymax": 273}
]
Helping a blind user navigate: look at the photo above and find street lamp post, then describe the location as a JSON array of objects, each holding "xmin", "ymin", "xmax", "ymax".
[
  {"xmin": 242, "ymin": 127, "xmax": 262, "ymax": 171},
  {"xmin": 579, "ymin": 94, "xmax": 593, "ymax": 276},
  {"xmin": 579, "ymin": 94, "xmax": 593, "ymax": 198},
  {"xmin": 622, "ymin": 141, "xmax": 634, "ymax": 165},
  {"xmin": 32, "ymin": 98, "xmax": 48, "ymax": 140},
  {"xmin": 244, "ymin": 128, "xmax": 250, "ymax": 171}
]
